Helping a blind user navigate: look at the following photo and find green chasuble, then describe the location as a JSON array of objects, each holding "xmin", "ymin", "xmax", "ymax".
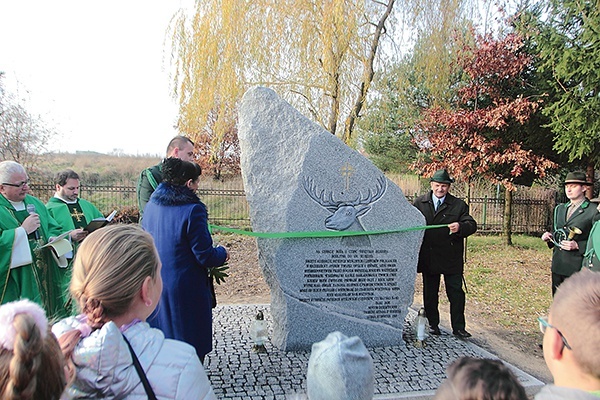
[
  {"xmin": 46, "ymin": 197, "xmax": 104, "ymax": 310},
  {"xmin": 46, "ymin": 197, "xmax": 104, "ymax": 232},
  {"xmin": 0, "ymin": 194, "xmax": 68, "ymax": 319}
]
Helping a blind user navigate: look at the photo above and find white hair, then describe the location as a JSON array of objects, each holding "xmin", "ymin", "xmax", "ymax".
[{"xmin": 0, "ymin": 161, "xmax": 26, "ymax": 183}]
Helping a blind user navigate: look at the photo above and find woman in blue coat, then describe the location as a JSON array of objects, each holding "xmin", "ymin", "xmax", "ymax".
[{"xmin": 142, "ymin": 157, "xmax": 228, "ymax": 362}]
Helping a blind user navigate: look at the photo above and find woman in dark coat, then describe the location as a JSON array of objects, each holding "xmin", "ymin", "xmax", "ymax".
[{"xmin": 142, "ymin": 157, "xmax": 228, "ymax": 362}]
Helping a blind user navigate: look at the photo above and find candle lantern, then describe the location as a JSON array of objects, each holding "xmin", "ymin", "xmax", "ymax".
[
  {"xmin": 250, "ymin": 310, "xmax": 268, "ymax": 353},
  {"xmin": 414, "ymin": 307, "xmax": 428, "ymax": 348}
]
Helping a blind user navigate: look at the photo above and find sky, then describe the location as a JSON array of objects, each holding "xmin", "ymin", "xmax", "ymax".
[{"xmin": 0, "ymin": 1, "xmax": 194, "ymax": 156}]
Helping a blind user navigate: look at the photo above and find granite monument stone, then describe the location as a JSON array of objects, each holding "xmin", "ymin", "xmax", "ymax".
[{"xmin": 238, "ymin": 86, "xmax": 425, "ymax": 351}]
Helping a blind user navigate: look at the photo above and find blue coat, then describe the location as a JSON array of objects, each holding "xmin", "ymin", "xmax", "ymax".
[{"xmin": 142, "ymin": 183, "xmax": 227, "ymax": 359}]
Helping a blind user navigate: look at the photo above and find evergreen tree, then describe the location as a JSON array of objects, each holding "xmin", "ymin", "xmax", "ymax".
[{"xmin": 514, "ymin": 0, "xmax": 600, "ymax": 168}]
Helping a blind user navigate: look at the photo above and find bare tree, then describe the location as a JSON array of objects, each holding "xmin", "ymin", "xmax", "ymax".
[{"xmin": 0, "ymin": 74, "xmax": 54, "ymax": 170}]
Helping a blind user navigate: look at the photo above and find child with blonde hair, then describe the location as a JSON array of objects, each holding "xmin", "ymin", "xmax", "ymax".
[
  {"xmin": 53, "ymin": 224, "xmax": 216, "ymax": 399},
  {"xmin": 0, "ymin": 299, "xmax": 66, "ymax": 400}
]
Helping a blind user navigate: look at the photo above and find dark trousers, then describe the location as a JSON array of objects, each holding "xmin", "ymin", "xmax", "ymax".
[
  {"xmin": 551, "ymin": 273, "xmax": 569, "ymax": 296},
  {"xmin": 422, "ymin": 272, "xmax": 466, "ymax": 332}
]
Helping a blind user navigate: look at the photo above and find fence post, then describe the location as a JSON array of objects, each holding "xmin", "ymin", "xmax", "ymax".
[
  {"xmin": 464, "ymin": 180, "xmax": 471, "ymax": 263},
  {"xmin": 482, "ymin": 195, "xmax": 488, "ymax": 230}
]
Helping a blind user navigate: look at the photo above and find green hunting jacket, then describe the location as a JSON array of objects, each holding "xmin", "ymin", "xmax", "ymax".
[
  {"xmin": 136, "ymin": 163, "xmax": 162, "ymax": 220},
  {"xmin": 550, "ymin": 198, "xmax": 598, "ymax": 276},
  {"xmin": 583, "ymin": 214, "xmax": 600, "ymax": 272}
]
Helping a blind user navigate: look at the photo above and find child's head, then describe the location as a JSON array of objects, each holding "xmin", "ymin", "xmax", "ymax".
[
  {"xmin": 434, "ymin": 357, "xmax": 527, "ymax": 400},
  {"xmin": 0, "ymin": 300, "xmax": 66, "ymax": 400},
  {"xmin": 546, "ymin": 269, "xmax": 600, "ymax": 381},
  {"xmin": 70, "ymin": 224, "xmax": 162, "ymax": 327}
]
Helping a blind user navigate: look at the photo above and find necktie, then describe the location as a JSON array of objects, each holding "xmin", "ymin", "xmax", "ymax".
[
  {"xmin": 567, "ymin": 204, "xmax": 576, "ymax": 220},
  {"xmin": 435, "ymin": 199, "xmax": 441, "ymax": 211}
]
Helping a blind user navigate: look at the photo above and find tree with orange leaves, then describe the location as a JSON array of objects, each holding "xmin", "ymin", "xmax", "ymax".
[{"xmin": 413, "ymin": 32, "xmax": 557, "ymax": 244}]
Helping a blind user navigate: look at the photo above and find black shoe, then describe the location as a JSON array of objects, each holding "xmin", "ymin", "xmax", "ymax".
[
  {"xmin": 429, "ymin": 326, "xmax": 441, "ymax": 335},
  {"xmin": 453, "ymin": 329, "xmax": 472, "ymax": 339}
]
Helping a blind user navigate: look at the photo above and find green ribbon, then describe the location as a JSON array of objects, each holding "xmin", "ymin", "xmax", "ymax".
[{"xmin": 209, "ymin": 223, "xmax": 449, "ymax": 238}]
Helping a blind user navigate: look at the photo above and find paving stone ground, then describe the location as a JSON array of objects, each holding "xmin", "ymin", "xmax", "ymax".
[{"xmin": 205, "ymin": 304, "xmax": 544, "ymax": 399}]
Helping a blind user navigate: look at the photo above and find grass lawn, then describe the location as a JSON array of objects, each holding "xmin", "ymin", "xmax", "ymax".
[{"xmin": 463, "ymin": 234, "xmax": 553, "ymax": 343}]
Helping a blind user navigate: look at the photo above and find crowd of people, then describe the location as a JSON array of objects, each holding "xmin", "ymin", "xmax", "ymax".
[{"xmin": 1, "ymin": 139, "xmax": 600, "ymax": 398}]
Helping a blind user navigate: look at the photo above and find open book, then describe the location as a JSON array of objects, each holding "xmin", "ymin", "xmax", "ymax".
[
  {"xmin": 83, "ymin": 210, "xmax": 118, "ymax": 233},
  {"xmin": 39, "ymin": 231, "xmax": 73, "ymax": 268}
]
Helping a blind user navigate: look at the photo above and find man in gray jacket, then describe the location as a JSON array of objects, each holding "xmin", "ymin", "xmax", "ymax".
[{"xmin": 535, "ymin": 269, "xmax": 600, "ymax": 399}]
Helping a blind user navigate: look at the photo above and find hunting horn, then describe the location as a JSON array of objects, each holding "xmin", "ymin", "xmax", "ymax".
[
  {"xmin": 551, "ymin": 226, "xmax": 582, "ymax": 247},
  {"xmin": 567, "ymin": 226, "xmax": 582, "ymax": 240}
]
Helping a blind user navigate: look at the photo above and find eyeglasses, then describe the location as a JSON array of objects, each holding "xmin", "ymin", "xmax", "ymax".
[
  {"xmin": 1, "ymin": 180, "xmax": 29, "ymax": 188},
  {"xmin": 538, "ymin": 316, "xmax": 572, "ymax": 350}
]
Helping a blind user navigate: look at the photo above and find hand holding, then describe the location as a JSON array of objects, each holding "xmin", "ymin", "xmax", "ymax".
[
  {"xmin": 559, "ymin": 240, "xmax": 578, "ymax": 251},
  {"xmin": 217, "ymin": 245, "xmax": 230, "ymax": 262},
  {"xmin": 70, "ymin": 228, "xmax": 88, "ymax": 242},
  {"xmin": 447, "ymin": 222, "xmax": 460, "ymax": 234},
  {"xmin": 21, "ymin": 214, "xmax": 40, "ymax": 235},
  {"xmin": 541, "ymin": 232, "xmax": 552, "ymax": 242}
]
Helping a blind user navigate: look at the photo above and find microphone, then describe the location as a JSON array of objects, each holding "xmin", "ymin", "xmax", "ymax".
[{"xmin": 26, "ymin": 204, "xmax": 40, "ymax": 240}]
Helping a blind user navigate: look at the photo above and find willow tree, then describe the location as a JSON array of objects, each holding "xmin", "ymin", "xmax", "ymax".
[
  {"xmin": 408, "ymin": 0, "xmax": 477, "ymax": 108},
  {"xmin": 357, "ymin": 0, "xmax": 484, "ymax": 174},
  {"xmin": 168, "ymin": 0, "xmax": 401, "ymax": 169}
]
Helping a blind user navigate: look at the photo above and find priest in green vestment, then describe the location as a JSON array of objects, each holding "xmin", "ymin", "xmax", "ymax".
[
  {"xmin": 0, "ymin": 161, "xmax": 69, "ymax": 319},
  {"xmin": 46, "ymin": 169, "xmax": 103, "ymax": 308}
]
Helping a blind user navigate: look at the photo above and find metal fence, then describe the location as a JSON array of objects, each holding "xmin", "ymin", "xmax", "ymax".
[
  {"xmin": 31, "ymin": 183, "xmax": 555, "ymax": 234},
  {"xmin": 30, "ymin": 183, "xmax": 252, "ymax": 228},
  {"xmin": 470, "ymin": 197, "xmax": 551, "ymax": 234},
  {"xmin": 404, "ymin": 195, "xmax": 552, "ymax": 234}
]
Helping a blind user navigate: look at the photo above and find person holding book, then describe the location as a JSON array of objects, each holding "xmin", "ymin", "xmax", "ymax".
[
  {"xmin": 46, "ymin": 169, "xmax": 104, "ymax": 309},
  {"xmin": 142, "ymin": 157, "xmax": 228, "ymax": 363},
  {"xmin": 0, "ymin": 160, "xmax": 68, "ymax": 319},
  {"xmin": 46, "ymin": 169, "xmax": 104, "ymax": 241},
  {"xmin": 53, "ymin": 224, "xmax": 216, "ymax": 399}
]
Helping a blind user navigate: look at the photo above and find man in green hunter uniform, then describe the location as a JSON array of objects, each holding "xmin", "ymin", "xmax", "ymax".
[
  {"xmin": 136, "ymin": 135, "xmax": 195, "ymax": 220},
  {"xmin": 541, "ymin": 172, "xmax": 599, "ymax": 295},
  {"xmin": 46, "ymin": 169, "xmax": 103, "ymax": 309},
  {"xmin": 0, "ymin": 161, "xmax": 68, "ymax": 319},
  {"xmin": 582, "ymin": 197, "xmax": 600, "ymax": 272}
]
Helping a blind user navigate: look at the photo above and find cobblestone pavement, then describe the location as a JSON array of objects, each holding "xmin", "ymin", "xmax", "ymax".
[{"xmin": 205, "ymin": 304, "xmax": 543, "ymax": 399}]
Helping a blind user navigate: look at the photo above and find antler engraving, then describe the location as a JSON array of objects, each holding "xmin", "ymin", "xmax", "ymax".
[{"xmin": 303, "ymin": 175, "xmax": 387, "ymax": 247}]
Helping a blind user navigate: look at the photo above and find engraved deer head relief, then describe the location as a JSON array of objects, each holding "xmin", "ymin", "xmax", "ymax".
[{"xmin": 303, "ymin": 175, "xmax": 387, "ymax": 247}]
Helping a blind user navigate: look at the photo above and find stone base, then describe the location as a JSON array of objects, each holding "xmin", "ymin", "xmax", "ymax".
[{"xmin": 205, "ymin": 304, "xmax": 544, "ymax": 399}]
